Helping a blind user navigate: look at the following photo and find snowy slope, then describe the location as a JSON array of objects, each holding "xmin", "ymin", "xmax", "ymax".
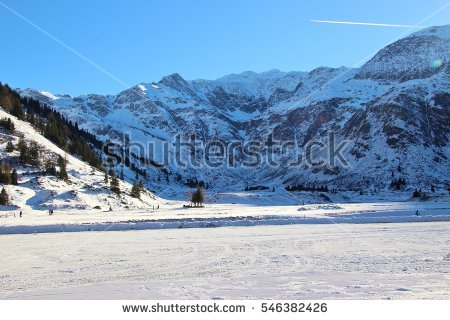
[{"xmin": 0, "ymin": 109, "xmax": 159, "ymax": 211}]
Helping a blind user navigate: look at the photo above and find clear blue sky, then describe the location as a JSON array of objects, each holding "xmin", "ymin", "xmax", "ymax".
[{"xmin": 0, "ymin": 0, "xmax": 449, "ymax": 95}]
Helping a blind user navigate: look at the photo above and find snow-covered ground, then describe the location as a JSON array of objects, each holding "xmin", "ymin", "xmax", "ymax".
[
  {"xmin": 0, "ymin": 222, "xmax": 448, "ymax": 299},
  {"xmin": 1, "ymin": 195, "xmax": 449, "ymax": 234},
  {"xmin": 0, "ymin": 108, "xmax": 448, "ymax": 299}
]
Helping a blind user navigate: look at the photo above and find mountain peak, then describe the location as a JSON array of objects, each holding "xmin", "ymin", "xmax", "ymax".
[
  {"xmin": 159, "ymin": 73, "xmax": 186, "ymax": 85},
  {"xmin": 355, "ymin": 24, "xmax": 449, "ymax": 81},
  {"xmin": 410, "ymin": 24, "xmax": 450, "ymax": 39}
]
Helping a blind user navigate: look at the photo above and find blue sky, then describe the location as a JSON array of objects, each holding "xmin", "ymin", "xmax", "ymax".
[{"xmin": 0, "ymin": 0, "xmax": 449, "ymax": 95}]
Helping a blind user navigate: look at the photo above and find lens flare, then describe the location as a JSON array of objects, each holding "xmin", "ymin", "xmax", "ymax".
[{"xmin": 431, "ymin": 59, "xmax": 443, "ymax": 69}]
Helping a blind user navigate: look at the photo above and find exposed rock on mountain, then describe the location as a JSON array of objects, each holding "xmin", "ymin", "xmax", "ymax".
[{"xmin": 19, "ymin": 25, "xmax": 450, "ymax": 191}]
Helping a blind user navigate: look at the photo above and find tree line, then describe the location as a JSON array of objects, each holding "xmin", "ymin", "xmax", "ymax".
[
  {"xmin": 1, "ymin": 82, "xmax": 152, "ymax": 185},
  {"xmin": 0, "ymin": 82, "xmax": 102, "ymax": 168},
  {"xmin": 286, "ymin": 184, "xmax": 329, "ymax": 192}
]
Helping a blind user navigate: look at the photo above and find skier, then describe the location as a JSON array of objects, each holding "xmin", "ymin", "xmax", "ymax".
[{"xmin": 19, "ymin": 211, "xmax": 22, "ymax": 218}]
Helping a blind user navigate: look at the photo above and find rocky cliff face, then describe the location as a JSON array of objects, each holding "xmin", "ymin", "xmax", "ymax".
[{"xmin": 19, "ymin": 25, "xmax": 450, "ymax": 190}]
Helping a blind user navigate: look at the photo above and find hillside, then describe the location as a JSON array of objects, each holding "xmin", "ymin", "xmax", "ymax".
[{"xmin": 0, "ymin": 109, "xmax": 158, "ymax": 212}]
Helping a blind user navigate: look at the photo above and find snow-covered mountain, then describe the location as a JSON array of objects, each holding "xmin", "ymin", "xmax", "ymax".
[{"xmin": 19, "ymin": 25, "xmax": 450, "ymax": 191}]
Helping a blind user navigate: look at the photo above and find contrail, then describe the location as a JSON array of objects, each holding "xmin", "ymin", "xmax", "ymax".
[
  {"xmin": 0, "ymin": 0, "xmax": 131, "ymax": 90},
  {"xmin": 310, "ymin": 19, "xmax": 425, "ymax": 28}
]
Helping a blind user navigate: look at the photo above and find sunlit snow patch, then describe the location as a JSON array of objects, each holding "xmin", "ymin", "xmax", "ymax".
[
  {"xmin": 40, "ymin": 91, "xmax": 59, "ymax": 100},
  {"xmin": 137, "ymin": 84, "xmax": 147, "ymax": 92}
]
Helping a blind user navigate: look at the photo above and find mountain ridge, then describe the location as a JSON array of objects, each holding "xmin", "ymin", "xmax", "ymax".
[{"xmin": 17, "ymin": 25, "xmax": 450, "ymax": 192}]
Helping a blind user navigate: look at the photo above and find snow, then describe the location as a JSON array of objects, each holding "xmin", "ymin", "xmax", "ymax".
[
  {"xmin": 1, "ymin": 197, "xmax": 449, "ymax": 234},
  {"xmin": 2, "ymin": 24, "xmax": 449, "ymax": 301},
  {"xmin": 0, "ymin": 109, "xmax": 159, "ymax": 211},
  {"xmin": 137, "ymin": 84, "xmax": 147, "ymax": 92},
  {"xmin": 1, "ymin": 222, "xmax": 448, "ymax": 299},
  {"xmin": 39, "ymin": 91, "xmax": 59, "ymax": 100},
  {"xmin": 412, "ymin": 25, "xmax": 450, "ymax": 40},
  {"xmin": 17, "ymin": 25, "xmax": 449, "ymax": 192}
]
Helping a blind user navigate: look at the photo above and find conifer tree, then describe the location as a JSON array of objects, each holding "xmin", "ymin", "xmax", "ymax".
[
  {"xmin": 0, "ymin": 163, "xmax": 12, "ymax": 184},
  {"xmin": 130, "ymin": 181, "xmax": 141, "ymax": 198},
  {"xmin": 12, "ymin": 104, "xmax": 25, "ymax": 120},
  {"xmin": 11, "ymin": 168, "xmax": 18, "ymax": 185},
  {"xmin": 5, "ymin": 141, "xmax": 14, "ymax": 152},
  {"xmin": 0, "ymin": 95, "xmax": 12, "ymax": 111},
  {"xmin": 0, "ymin": 188, "xmax": 9, "ymax": 205},
  {"xmin": 28, "ymin": 141, "xmax": 40, "ymax": 166},
  {"xmin": 18, "ymin": 136, "xmax": 28, "ymax": 164},
  {"xmin": 110, "ymin": 171, "xmax": 120, "ymax": 194},
  {"xmin": 191, "ymin": 186, "xmax": 204, "ymax": 207},
  {"xmin": 0, "ymin": 117, "xmax": 15, "ymax": 132},
  {"xmin": 58, "ymin": 154, "xmax": 69, "ymax": 180},
  {"xmin": 45, "ymin": 159, "xmax": 57, "ymax": 176}
]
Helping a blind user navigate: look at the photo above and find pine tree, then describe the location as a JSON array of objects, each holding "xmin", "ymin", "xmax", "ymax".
[
  {"xmin": 110, "ymin": 172, "xmax": 120, "ymax": 194},
  {"xmin": 0, "ymin": 188, "xmax": 9, "ymax": 205},
  {"xmin": 198, "ymin": 187, "xmax": 204, "ymax": 205},
  {"xmin": 0, "ymin": 117, "xmax": 15, "ymax": 132},
  {"xmin": 28, "ymin": 141, "xmax": 40, "ymax": 166},
  {"xmin": 18, "ymin": 135, "xmax": 28, "ymax": 164},
  {"xmin": 130, "ymin": 181, "xmax": 141, "ymax": 198},
  {"xmin": 0, "ymin": 95, "xmax": 12, "ymax": 111},
  {"xmin": 12, "ymin": 103, "xmax": 25, "ymax": 120},
  {"xmin": 191, "ymin": 186, "xmax": 204, "ymax": 207},
  {"xmin": 11, "ymin": 168, "xmax": 18, "ymax": 185},
  {"xmin": 191, "ymin": 190, "xmax": 198, "ymax": 205},
  {"xmin": 0, "ymin": 163, "xmax": 12, "ymax": 184},
  {"xmin": 5, "ymin": 141, "xmax": 14, "ymax": 152},
  {"xmin": 58, "ymin": 155, "xmax": 69, "ymax": 180},
  {"xmin": 45, "ymin": 159, "xmax": 57, "ymax": 176}
]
